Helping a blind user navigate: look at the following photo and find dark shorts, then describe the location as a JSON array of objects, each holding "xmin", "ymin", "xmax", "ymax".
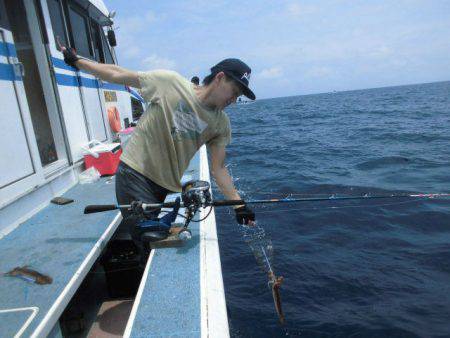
[{"xmin": 115, "ymin": 162, "xmax": 172, "ymax": 253}]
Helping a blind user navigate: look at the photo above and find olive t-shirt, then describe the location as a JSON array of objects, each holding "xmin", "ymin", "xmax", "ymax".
[{"xmin": 121, "ymin": 70, "xmax": 231, "ymax": 192}]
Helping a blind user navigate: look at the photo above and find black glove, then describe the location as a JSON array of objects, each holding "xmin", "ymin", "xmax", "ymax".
[
  {"xmin": 62, "ymin": 46, "xmax": 79, "ymax": 69},
  {"xmin": 235, "ymin": 205, "xmax": 255, "ymax": 225}
]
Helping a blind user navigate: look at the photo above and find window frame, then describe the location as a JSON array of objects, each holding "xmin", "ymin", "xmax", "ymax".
[
  {"xmin": 89, "ymin": 19, "xmax": 104, "ymax": 62},
  {"xmin": 46, "ymin": 0, "xmax": 70, "ymax": 50},
  {"xmin": 99, "ymin": 27, "xmax": 115, "ymax": 64},
  {"xmin": 66, "ymin": 2, "xmax": 95, "ymax": 59}
]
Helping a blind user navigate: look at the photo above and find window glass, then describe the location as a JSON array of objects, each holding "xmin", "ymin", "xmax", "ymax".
[
  {"xmin": 100, "ymin": 29, "xmax": 114, "ymax": 64},
  {"xmin": 46, "ymin": 0, "xmax": 67, "ymax": 49},
  {"xmin": 68, "ymin": 5, "xmax": 92, "ymax": 58},
  {"xmin": 0, "ymin": 0, "xmax": 9, "ymax": 30},
  {"xmin": 90, "ymin": 20, "xmax": 102, "ymax": 62},
  {"xmin": 0, "ymin": 0, "xmax": 10, "ymax": 30}
]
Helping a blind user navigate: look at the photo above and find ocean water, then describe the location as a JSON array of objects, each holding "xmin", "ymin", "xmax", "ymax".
[{"xmin": 214, "ymin": 81, "xmax": 450, "ymax": 337}]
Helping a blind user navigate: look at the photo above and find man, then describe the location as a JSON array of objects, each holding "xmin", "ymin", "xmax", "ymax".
[
  {"xmin": 60, "ymin": 46, "xmax": 256, "ymax": 241},
  {"xmin": 190, "ymin": 76, "xmax": 200, "ymax": 85}
]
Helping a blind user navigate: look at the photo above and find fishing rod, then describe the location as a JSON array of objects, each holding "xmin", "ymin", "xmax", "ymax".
[
  {"xmin": 84, "ymin": 179, "xmax": 450, "ymax": 244},
  {"xmin": 84, "ymin": 182, "xmax": 450, "ymax": 214}
]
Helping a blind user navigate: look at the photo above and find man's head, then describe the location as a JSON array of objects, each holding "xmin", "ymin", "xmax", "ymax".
[
  {"xmin": 191, "ymin": 76, "xmax": 200, "ymax": 85},
  {"xmin": 202, "ymin": 58, "xmax": 255, "ymax": 109}
]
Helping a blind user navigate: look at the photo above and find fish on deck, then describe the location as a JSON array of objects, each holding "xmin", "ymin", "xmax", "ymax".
[{"xmin": 4, "ymin": 266, "xmax": 53, "ymax": 285}]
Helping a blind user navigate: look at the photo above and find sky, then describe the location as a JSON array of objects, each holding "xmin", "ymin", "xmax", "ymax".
[{"xmin": 103, "ymin": 0, "xmax": 450, "ymax": 99}]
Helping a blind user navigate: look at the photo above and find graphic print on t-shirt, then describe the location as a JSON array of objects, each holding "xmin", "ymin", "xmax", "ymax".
[{"xmin": 171, "ymin": 100, "xmax": 208, "ymax": 141}]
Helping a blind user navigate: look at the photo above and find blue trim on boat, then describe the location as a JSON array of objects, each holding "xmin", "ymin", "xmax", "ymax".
[
  {"xmin": 51, "ymin": 57, "xmax": 96, "ymax": 78},
  {"xmin": 51, "ymin": 57, "xmax": 127, "ymax": 91},
  {"xmin": 0, "ymin": 63, "xmax": 20, "ymax": 81},
  {"xmin": 0, "ymin": 51, "xmax": 128, "ymax": 92},
  {"xmin": 55, "ymin": 73, "xmax": 79, "ymax": 87},
  {"xmin": 79, "ymin": 76, "xmax": 99, "ymax": 89},
  {"xmin": 0, "ymin": 42, "xmax": 17, "ymax": 58},
  {"xmin": 129, "ymin": 87, "xmax": 145, "ymax": 103},
  {"xmin": 51, "ymin": 57, "xmax": 78, "ymax": 72},
  {"xmin": 101, "ymin": 82, "xmax": 126, "ymax": 91}
]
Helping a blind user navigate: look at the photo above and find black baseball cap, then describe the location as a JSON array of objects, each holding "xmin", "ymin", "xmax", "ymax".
[{"xmin": 210, "ymin": 58, "xmax": 256, "ymax": 100}]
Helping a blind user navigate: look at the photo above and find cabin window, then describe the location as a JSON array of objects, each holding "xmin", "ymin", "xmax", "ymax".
[
  {"xmin": 67, "ymin": 5, "xmax": 93, "ymax": 59},
  {"xmin": 100, "ymin": 29, "xmax": 114, "ymax": 64},
  {"xmin": 0, "ymin": 1, "xmax": 9, "ymax": 30},
  {"xmin": 90, "ymin": 20, "xmax": 103, "ymax": 62},
  {"xmin": 46, "ymin": 0, "xmax": 68, "ymax": 49}
]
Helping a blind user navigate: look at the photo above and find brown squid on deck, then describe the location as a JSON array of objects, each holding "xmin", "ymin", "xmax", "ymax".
[{"xmin": 5, "ymin": 266, "xmax": 52, "ymax": 285}]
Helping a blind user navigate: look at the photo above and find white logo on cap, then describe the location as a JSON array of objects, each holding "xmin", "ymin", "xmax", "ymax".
[{"xmin": 241, "ymin": 72, "xmax": 251, "ymax": 81}]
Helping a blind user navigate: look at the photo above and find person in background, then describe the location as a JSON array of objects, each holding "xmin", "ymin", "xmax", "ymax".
[{"xmin": 191, "ymin": 76, "xmax": 200, "ymax": 85}]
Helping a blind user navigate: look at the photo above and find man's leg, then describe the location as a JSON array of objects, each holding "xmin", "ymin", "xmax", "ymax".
[
  {"xmin": 116, "ymin": 162, "xmax": 169, "ymax": 215},
  {"xmin": 115, "ymin": 162, "xmax": 170, "ymax": 262}
]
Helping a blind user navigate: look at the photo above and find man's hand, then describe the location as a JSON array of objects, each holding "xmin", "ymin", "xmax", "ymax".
[
  {"xmin": 235, "ymin": 205, "xmax": 256, "ymax": 225},
  {"xmin": 56, "ymin": 37, "xmax": 79, "ymax": 69},
  {"xmin": 62, "ymin": 47, "xmax": 79, "ymax": 69}
]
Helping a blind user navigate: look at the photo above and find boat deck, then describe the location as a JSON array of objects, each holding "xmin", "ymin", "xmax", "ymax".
[
  {"xmin": 0, "ymin": 146, "xmax": 229, "ymax": 337},
  {"xmin": 0, "ymin": 175, "xmax": 121, "ymax": 337}
]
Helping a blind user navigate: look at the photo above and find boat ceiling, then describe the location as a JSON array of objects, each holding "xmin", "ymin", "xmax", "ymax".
[{"xmin": 72, "ymin": 0, "xmax": 113, "ymax": 25}]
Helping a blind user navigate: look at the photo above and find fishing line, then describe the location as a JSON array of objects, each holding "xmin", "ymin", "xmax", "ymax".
[
  {"xmin": 260, "ymin": 245, "xmax": 274, "ymax": 275},
  {"xmin": 234, "ymin": 198, "xmax": 426, "ymax": 214},
  {"xmin": 251, "ymin": 191, "xmax": 341, "ymax": 197},
  {"xmin": 239, "ymin": 224, "xmax": 275, "ymax": 275},
  {"xmin": 238, "ymin": 222, "xmax": 285, "ymax": 323},
  {"xmin": 247, "ymin": 191, "xmax": 407, "ymax": 197},
  {"xmin": 213, "ymin": 195, "xmax": 446, "ymax": 216}
]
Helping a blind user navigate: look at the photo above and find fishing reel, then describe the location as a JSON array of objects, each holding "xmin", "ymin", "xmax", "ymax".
[
  {"xmin": 182, "ymin": 180, "xmax": 212, "ymax": 214},
  {"xmin": 177, "ymin": 180, "xmax": 212, "ymax": 240},
  {"xmin": 134, "ymin": 180, "xmax": 212, "ymax": 244}
]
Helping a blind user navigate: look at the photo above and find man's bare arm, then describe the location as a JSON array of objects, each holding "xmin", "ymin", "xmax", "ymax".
[
  {"xmin": 208, "ymin": 143, "xmax": 243, "ymax": 206},
  {"xmin": 209, "ymin": 143, "xmax": 256, "ymax": 225},
  {"xmin": 75, "ymin": 58, "xmax": 140, "ymax": 88},
  {"xmin": 58, "ymin": 41, "xmax": 140, "ymax": 88}
]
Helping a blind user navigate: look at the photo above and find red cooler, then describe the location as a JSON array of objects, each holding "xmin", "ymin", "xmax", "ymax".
[{"xmin": 83, "ymin": 142, "xmax": 122, "ymax": 176}]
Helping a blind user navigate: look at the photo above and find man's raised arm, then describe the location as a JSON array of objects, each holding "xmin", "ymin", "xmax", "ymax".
[{"xmin": 60, "ymin": 44, "xmax": 140, "ymax": 88}]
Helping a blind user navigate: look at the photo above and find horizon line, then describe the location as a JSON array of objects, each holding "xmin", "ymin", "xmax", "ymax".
[{"xmin": 256, "ymin": 79, "xmax": 450, "ymax": 101}]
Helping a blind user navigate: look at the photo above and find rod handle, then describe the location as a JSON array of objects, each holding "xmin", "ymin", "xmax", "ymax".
[
  {"xmin": 212, "ymin": 199, "xmax": 245, "ymax": 207},
  {"xmin": 84, "ymin": 204, "xmax": 118, "ymax": 214}
]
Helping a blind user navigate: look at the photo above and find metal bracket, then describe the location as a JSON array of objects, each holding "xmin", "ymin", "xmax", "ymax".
[{"xmin": 7, "ymin": 55, "xmax": 25, "ymax": 77}]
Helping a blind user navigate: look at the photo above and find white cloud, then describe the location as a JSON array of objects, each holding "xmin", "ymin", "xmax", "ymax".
[
  {"xmin": 121, "ymin": 45, "xmax": 141, "ymax": 59},
  {"xmin": 287, "ymin": 2, "xmax": 302, "ymax": 16},
  {"xmin": 113, "ymin": 10, "xmax": 161, "ymax": 62},
  {"xmin": 118, "ymin": 10, "xmax": 158, "ymax": 32},
  {"xmin": 144, "ymin": 11, "xmax": 157, "ymax": 23},
  {"xmin": 368, "ymin": 45, "xmax": 392, "ymax": 58},
  {"xmin": 306, "ymin": 66, "xmax": 333, "ymax": 78},
  {"xmin": 286, "ymin": 2, "xmax": 317, "ymax": 17},
  {"xmin": 142, "ymin": 54, "xmax": 176, "ymax": 70},
  {"xmin": 257, "ymin": 67, "xmax": 283, "ymax": 79}
]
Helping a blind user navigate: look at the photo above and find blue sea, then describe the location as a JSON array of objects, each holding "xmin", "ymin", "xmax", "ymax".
[{"xmin": 214, "ymin": 81, "xmax": 450, "ymax": 337}]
